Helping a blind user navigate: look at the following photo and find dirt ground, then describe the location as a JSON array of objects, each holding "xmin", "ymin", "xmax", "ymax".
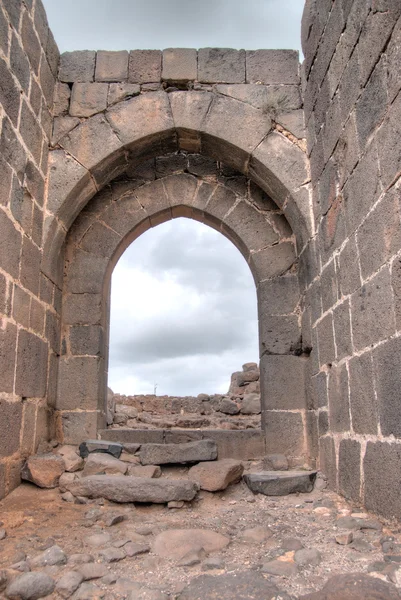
[{"xmin": 0, "ymin": 465, "xmax": 400, "ymax": 599}]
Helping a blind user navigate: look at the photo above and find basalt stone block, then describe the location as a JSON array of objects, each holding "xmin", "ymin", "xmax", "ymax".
[
  {"xmin": 178, "ymin": 571, "xmax": 282, "ymax": 600},
  {"xmin": 188, "ymin": 459, "xmax": 243, "ymax": 492},
  {"xmin": 373, "ymin": 337, "xmax": 401, "ymax": 439},
  {"xmin": 95, "ymin": 50, "xmax": 128, "ymax": 82},
  {"xmin": 349, "ymin": 352, "xmax": 378, "ymax": 435},
  {"xmin": 244, "ymin": 471, "xmax": 317, "ymax": 496},
  {"xmin": 0, "ymin": 398, "xmax": 22, "ymax": 457},
  {"xmin": 140, "ymin": 440, "xmax": 217, "ymax": 465},
  {"xmin": 364, "ymin": 441, "xmax": 401, "ymax": 521},
  {"xmin": 319, "ymin": 435, "xmax": 337, "ymax": 491},
  {"xmin": 162, "ymin": 48, "xmax": 197, "ymax": 82},
  {"xmin": 99, "ymin": 429, "xmax": 164, "ymax": 444},
  {"xmin": 128, "ymin": 50, "xmax": 161, "ymax": 83},
  {"xmin": 79, "ymin": 439, "xmax": 123, "ymax": 459},
  {"xmin": 259, "ymin": 314, "xmax": 301, "ymax": 355},
  {"xmin": 67, "ymin": 475, "xmax": 199, "ymax": 503},
  {"xmin": 15, "ymin": 329, "xmax": 48, "ymax": 398},
  {"xmin": 260, "ymin": 355, "xmax": 306, "ymax": 410},
  {"xmin": 198, "ymin": 48, "xmax": 245, "ymax": 83},
  {"xmin": 263, "ymin": 411, "xmax": 305, "ymax": 457},
  {"xmin": 70, "ymin": 82, "xmax": 108, "ymax": 117},
  {"xmin": 59, "ymin": 51, "xmax": 96, "ymax": 83},
  {"xmin": 246, "ymin": 50, "xmax": 299, "ymax": 84},
  {"xmin": 338, "ymin": 439, "xmax": 361, "ymax": 503}
]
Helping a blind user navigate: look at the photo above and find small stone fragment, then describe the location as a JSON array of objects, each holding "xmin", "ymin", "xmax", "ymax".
[
  {"xmin": 336, "ymin": 532, "xmax": 353, "ymax": 545},
  {"xmin": 153, "ymin": 529, "xmax": 230, "ymax": 561},
  {"xmin": 61, "ymin": 492, "xmax": 75, "ymax": 503},
  {"xmin": 201, "ymin": 557, "xmax": 225, "ymax": 571},
  {"xmin": 56, "ymin": 571, "xmax": 84, "ymax": 598},
  {"xmin": 102, "ymin": 512, "xmax": 126, "ymax": 527},
  {"xmin": 261, "ymin": 559, "xmax": 298, "ymax": 577},
  {"xmin": 57, "ymin": 446, "xmax": 85, "ymax": 472},
  {"xmin": 79, "ymin": 563, "xmax": 108, "ymax": 581},
  {"xmin": 128, "ymin": 465, "xmax": 161, "ymax": 478},
  {"xmin": 99, "ymin": 548, "xmax": 126, "ymax": 563},
  {"xmin": 73, "ymin": 581, "xmax": 105, "ymax": 600},
  {"xmin": 262, "ymin": 454, "xmax": 289, "ymax": 471},
  {"xmin": 6, "ymin": 572, "xmax": 55, "ymax": 600},
  {"xmin": 168, "ymin": 501, "xmax": 184, "ymax": 509},
  {"xmin": 59, "ymin": 472, "xmax": 80, "ymax": 493},
  {"xmin": 238, "ymin": 526, "xmax": 272, "ymax": 543},
  {"xmin": 294, "ymin": 548, "xmax": 322, "ymax": 567},
  {"xmin": 281, "ymin": 538, "xmax": 304, "ymax": 551},
  {"xmin": 30, "ymin": 545, "xmax": 67, "ymax": 567},
  {"xmin": 177, "ymin": 547, "xmax": 207, "ymax": 567},
  {"xmin": 124, "ymin": 542, "xmax": 150, "ymax": 558},
  {"xmin": 0, "ymin": 529, "xmax": 6, "ymax": 540},
  {"xmin": 83, "ymin": 454, "xmax": 128, "ymax": 477},
  {"xmin": 101, "ymin": 574, "xmax": 117, "ymax": 585},
  {"xmin": 68, "ymin": 554, "xmax": 94, "ymax": 566},
  {"xmin": 86, "ymin": 533, "xmax": 111, "ymax": 547}
]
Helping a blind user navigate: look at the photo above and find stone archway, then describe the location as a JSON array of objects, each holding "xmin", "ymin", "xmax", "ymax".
[{"xmin": 55, "ymin": 161, "xmax": 308, "ymax": 463}]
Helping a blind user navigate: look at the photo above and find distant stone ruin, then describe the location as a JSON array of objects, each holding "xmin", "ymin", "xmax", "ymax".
[{"xmin": 108, "ymin": 363, "xmax": 261, "ymax": 431}]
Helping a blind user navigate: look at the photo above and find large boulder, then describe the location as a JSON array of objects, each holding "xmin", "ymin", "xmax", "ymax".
[
  {"xmin": 66, "ymin": 475, "xmax": 199, "ymax": 503},
  {"xmin": 240, "ymin": 394, "xmax": 261, "ymax": 415},
  {"xmin": 21, "ymin": 454, "xmax": 65, "ymax": 488},
  {"xmin": 298, "ymin": 573, "xmax": 401, "ymax": 599},
  {"xmin": 244, "ymin": 471, "xmax": 317, "ymax": 496},
  {"xmin": 139, "ymin": 440, "xmax": 217, "ymax": 465},
  {"xmin": 82, "ymin": 454, "xmax": 128, "ymax": 477},
  {"xmin": 153, "ymin": 529, "xmax": 230, "ymax": 560},
  {"xmin": 218, "ymin": 398, "xmax": 240, "ymax": 415},
  {"xmin": 188, "ymin": 459, "xmax": 243, "ymax": 491}
]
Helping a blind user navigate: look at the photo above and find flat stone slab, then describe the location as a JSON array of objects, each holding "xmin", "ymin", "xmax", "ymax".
[
  {"xmin": 153, "ymin": 529, "xmax": 230, "ymax": 561},
  {"xmin": 66, "ymin": 475, "xmax": 199, "ymax": 503},
  {"xmin": 139, "ymin": 440, "xmax": 217, "ymax": 465},
  {"xmin": 243, "ymin": 470, "xmax": 317, "ymax": 496},
  {"xmin": 177, "ymin": 572, "xmax": 288, "ymax": 600},
  {"xmin": 188, "ymin": 459, "xmax": 243, "ymax": 491},
  {"xmin": 79, "ymin": 439, "xmax": 123, "ymax": 458}
]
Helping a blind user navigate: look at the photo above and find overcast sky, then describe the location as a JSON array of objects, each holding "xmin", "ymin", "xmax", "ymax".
[{"xmin": 43, "ymin": 0, "xmax": 303, "ymax": 396}]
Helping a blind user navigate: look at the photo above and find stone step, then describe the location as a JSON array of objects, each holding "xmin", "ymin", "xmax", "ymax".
[
  {"xmin": 244, "ymin": 471, "xmax": 317, "ymax": 496},
  {"xmin": 98, "ymin": 428, "xmax": 266, "ymax": 460},
  {"xmin": 139, "ymin": 440, "xmax": 217, "ymax": 465},
  {"xmin": 66, "ymin": 475, "xmax": 199, "ymax": 503}
]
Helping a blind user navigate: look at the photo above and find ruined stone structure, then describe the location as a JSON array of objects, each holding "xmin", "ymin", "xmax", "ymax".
[{"xmin": 0, "ymin": 0, "xmax": 400, "ymax": 521}]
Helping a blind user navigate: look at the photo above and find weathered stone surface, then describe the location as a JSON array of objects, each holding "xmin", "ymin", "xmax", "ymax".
[
  {"xmin": 139, "ymin": 440, "xmax": 217, "ymax": 465},
  {"xmin": 70, "ymin": 83, "xmax": 108, "ymax": 117},
  {"xmin": 218, "ymin": 398, "xmax": 239, "ymax": 415},
  {"xmin": 198, "ymin": 48, "xmax": 245, "ymax": 83},
  {"xmin": 177, "ymin": 572, "xmax": 284, "ymax": 600},
  {"xmin": 240, "ymin": 394, "xmax": 261, "ymax": 415},
  {"xmin": 244, "ymin": 471, "xmax": 317, "ymax": 496},
  {"xmin": 57, "ymin": 446, "xmax": 84, "ymax": 472},
  {"xmin": 162, "ymin": 48, "xmax": 197, "ymax": 82},
  {"xmin": 188, "ymin": 459, "xmax": 243, "ymax": 491},
  {"xmin": 246, "ymin": 49, "xmax": 299, "ymax": 84},
  {"xmin": 128, "ymin": 465, "xmax": 161, "ymax": 478},
  {"xmin": 82, "ymin": 454, "xmax": 128, "ymax": 477},
  {"xmin": 59, "ymin": 51, "xmax": 96, "ymax": 82},
  {"xmin": 153, "ymin": 529, "xmax": 230, "ymax": 560},
  {"xmin": 299, "ymin": 573, "xmax": 401, "ymax": 599},
  {"xmin": 30, "ymin": 545, "xmax": 67, "ymax": 567},
  {"xmin": 262, "ymin": 560, "xmax": 298, "ymax": 577},
  {"xmin": 67, "ymin": 475, "xmax": 199, "ymax": 503},
  {"xmin": 262, "ymin": 454, "xmax": 289, "ymax": 471},
  {"xmin": 56, "ymin": 571, "xmax": 84, "ymax": 598},
  {"xmin": 21, "ymin": 454, "xmax": 65, "ymax": 488},
  {"xmin": 6, "ymin": 572, "xmax": 55, "ymax": 600},
  {"xmin": 108, "ymin": 83, "xmax": 140, "ymax": 105},
  {"xmin": 95, "ymin": 50, "xmax": 128, "ymax": 82},
  {"xmin": 79, "ymin": 439, "xmax": 123, "ymax": 458},
  {"xmin": 128, "ymin": 50, "xmax": 161, "ymax": 83}
]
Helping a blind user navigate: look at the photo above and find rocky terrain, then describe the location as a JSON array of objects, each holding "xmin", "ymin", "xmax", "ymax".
[
  {"xmin": 108, "ymin": 364, "xmax": 262, "ymax": 431},
  {"xmin": 1, "ymin": 438, "xmax": 401, "ymax": 599}
]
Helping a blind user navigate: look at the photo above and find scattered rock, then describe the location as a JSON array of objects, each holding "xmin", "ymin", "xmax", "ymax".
[
  {"xmin": 102, "ymin": 512, "xmax": 126, "ymax": 527},
  {"xmin": 6, "ymin": 572, "xmax": 55, "ymax": 600},
  {"xmin": 262, "ymin": 559, "xmax": 298, "ymax": 577},
  {"xmin": 168, "ymin": 501, "xmax": 184, "ymax": 509},
  {"xmin": 119, "ymin": 452, "xmax": 141, "ymax": 464},
  {"xmin": 0, "ymin": 529, "xmax": 6, "ymax": 540},
  {"xmin": 262, "ymin": 454, "xmax": 289, "ymax": 471},
  {"xmin": 238, "ymin": 526, "xmax": 272, "ymax": 543},
  {"xmin": 188, "ymin": 459, "xmax": 243, "ymax": 492},
  {"xmin": 61, "ymin": 492, "xmax": 76, "ymax": 503},
  {"xmin": 59, "ymin": 472, "xmax": 80, "ymax": 493},
  {"xmin": 68, "ymin": 554, "xmax": 94, "ymax": 566},
  {"xmin": 177, "ymin": 571, "xmax": 285, "ymax": 599},
  {"xmin": 56, "ymin": 571, "xmax": 84, "ymax": 598},
  {"xmin": 9, "ymin": 561, "xmax": 30, "ymax": 573},
  {"xmin": 298, "ymin": 573, "xmax": 401, "ymax": 599},
  {"xmin": 86, "ymin": 533, "xmax": 111, "ymax": 547},
  {"xmin": 101, "ymin": 573, "xmax": 117, "ymax": 585},
  {"xmin": 30, "ymin": 545, "xmax": 67, "ymax": 567},
  {"xmin": 294, "ymin": 548, "xmax": 322, "ymax": 566},
  {"xmin": 281, "ymin": 537, "xmax": 304, "ymax": 551},
  {"xmin": 82, "ymin": 454, "xmax": 128, "ymax": 477},
  {"xmin": 218, "ymin": 398, "xmax": 240, "ymax": 415},
  {"xmin": 139, "ymin": 440, "xmax": 218, "ymax": 465},
  {"xmin": 153, "ymin": 529, "xmax": 230, "ymax": 561},
  {"xmin": 244, "ymin": 471, "xmax": 317, "ymax": 496},
  {"xmin": 79, "ymin": 563, "xmax": 108, "ymax": 581},
  {"xmin": 73, "ymin": 581, "xmax": 105, "ymax": 599},
  {"xmin": 21, "ymin": 454, "xmax": 65, "ymax": 489},
  {"xmin": 57, "ymin": 446, "xmax": 85, "ymax": 472},
  {"xmin": 128, "ymin": 465, "xmax": 161, "ymax": 478},
  {"xmin": 67, "ymin": 475, "xmax": 199, "ymax": 503},
  {"xmin": 115, "ymin": 405, "xmax": 138, "ymax": 419},
  {"xmin": 336, "ymin": 532, "xmax": 353, "ymax": 545},
  {"xmin": 79, "ymin": 440, "xmax": 123, "ymax": 459},
  {"xmin": 201, "ymin": 557, "xmax": 225, "ymax": 570},
  {"xmin": 177, "ymin": 547, "xmax": 207, "ymax": 566},
  {"xmin": 124, "ymin": 542, "xmax": 150, "ymax": 557},
  {"xmin": 240, "ymin": 394, "xmax": 261, "ymax": 415},
  {"xmin": 99, "ymin": 548, "xmax": 126, "ymax": 562}
]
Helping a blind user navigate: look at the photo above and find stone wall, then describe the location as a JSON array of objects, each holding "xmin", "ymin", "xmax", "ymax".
[
  {"xmin": 302, "ymin": 0, "xmax": 401, "ymax": 519},
  {"xmin": 0, "ymin": 0, "xmax": 58, "ymax": 498}
]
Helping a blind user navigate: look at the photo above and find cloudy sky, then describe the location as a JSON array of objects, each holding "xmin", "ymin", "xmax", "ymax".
[{"xmin": 43, "ymin": 0, "xmax": 304, "ymax": 396}]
